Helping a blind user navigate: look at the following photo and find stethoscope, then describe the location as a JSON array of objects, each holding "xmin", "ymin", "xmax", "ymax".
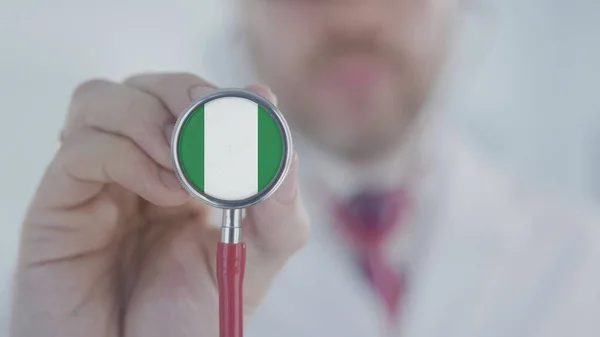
[{"xmin": 171, "ymin": 88, "xmax": 293, "ymax": 337}]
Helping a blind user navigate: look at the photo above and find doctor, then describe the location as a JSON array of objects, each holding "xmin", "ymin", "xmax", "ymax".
[{"xmin": 8, "ymin": 0, "xmax": 600, "ymax": 336}]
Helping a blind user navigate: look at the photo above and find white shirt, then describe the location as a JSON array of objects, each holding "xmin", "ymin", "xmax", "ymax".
[{"xmin": 245, "ymin": 117, "xmax": 600, "ymax": 337}]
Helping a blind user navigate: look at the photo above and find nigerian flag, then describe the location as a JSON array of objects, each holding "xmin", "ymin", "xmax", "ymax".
[{"xmin": 177, "ymin": 96, "xmax": 285, "ymax": 201}]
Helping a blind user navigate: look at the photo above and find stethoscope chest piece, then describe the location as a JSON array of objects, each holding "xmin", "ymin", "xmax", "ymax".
[
  {"xmin": 171, "ymin": 88, "xmax": 293, "ymax": 337},
  {"xmin": 172, "ymin": 88, "xmax": 293, "ymax": 210}
]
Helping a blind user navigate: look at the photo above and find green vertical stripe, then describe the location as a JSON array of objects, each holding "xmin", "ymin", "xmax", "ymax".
[
  {"xmin": 178, "ymin": 105, "xmax": 205, "ymax": 191},
  {"xmin": 257, "ymin": 106, "xmax": 284, "ymax": 192}
]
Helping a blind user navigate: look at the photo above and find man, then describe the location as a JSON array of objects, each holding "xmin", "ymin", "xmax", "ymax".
[{"xmin": 8, "ymin": 0, "xmax": 600, "ymax": 336}]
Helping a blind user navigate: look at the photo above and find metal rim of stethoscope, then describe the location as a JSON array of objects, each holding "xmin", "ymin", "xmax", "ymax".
[{"xmin": 171, "ymin": 88, "xmax": 294, "ymax": 209}]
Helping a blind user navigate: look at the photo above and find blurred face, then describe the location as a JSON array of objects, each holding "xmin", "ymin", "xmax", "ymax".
[{"xmin": 242, "ymin": 0, "xmax": 459, "ymax": 161}]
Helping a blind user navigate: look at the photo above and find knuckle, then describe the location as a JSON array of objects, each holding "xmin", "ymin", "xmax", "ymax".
[
  {"xmin": 116, "ymin": 136, "xmax": 139, "ymax": 157},
  {"xmin": 68, "ymin": 78, "xmax": 112, "ymax": 120},
  {"xmin": 129, "ymin": 120, "xmax": 156, "ymax": 147},
  {"xmin": 119, "ymin": 138, "xmax": 154, "ymax": 176},
  {"xmin": 155, "ymin": 72, "xmax": 205, "ymax": 89},
  {"xmin": 89, "ymin": 194, "xmax": 121, "ymax": 244},
  {"xmin": 53, "ymin": 132, "xmax": 85, "ymax": 174},
  {"xmin": 129, "ymin": 120, "xmax": 147, "ymax": 139},
  {"xmin": 124, "ymin": 71, "xmax": 204, "ymax": 86},
  {"xmin": 111, "ymin": 137, "xmax": 156, "ymax": 194},
  {"xmin": 122, "ymin": 72, "xmax": 154, "ymax": 87},
  {"xmin": 122, "ymin": 72, "xmax": 146, "ymax": 83},
  {"xmin": 172, "ymin": 72, "xmax": 205, "ymax": 84},
  {"xmin": 120, "ymin": 91, "xmax": 159, "ymax": 119},
  {"xmin": 71, "ymin": 78, "xmax": 112, "ymax": 101},
  {"xmin": 52, "ymin": 143, "xmax": 71, "ymax": 171},
  {"xmin": 80, "ymin": 106, "xmax": 98, "ymax": 128}
]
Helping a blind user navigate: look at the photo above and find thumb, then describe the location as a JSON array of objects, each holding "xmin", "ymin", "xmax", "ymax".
[
  {"xmin": 245, "ymin": 153, "xmax": 309, "ymax": 255},
  {"xmin": 241, "ymin": 150, "xmax": 310, "ymax": 310},
  {"xmin": 242, "ymin": 83, "xmax": 308, "ymax": 259},
  {"xmin": 228, "ymin": 83, "xmax": 309, "ymax": 311}
]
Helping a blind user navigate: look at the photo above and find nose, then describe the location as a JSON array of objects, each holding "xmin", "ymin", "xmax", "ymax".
[{"xmin": 323, "ymin": 0, "xmax": 388, "ymax": 38}]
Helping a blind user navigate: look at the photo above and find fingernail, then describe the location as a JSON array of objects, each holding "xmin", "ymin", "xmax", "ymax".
[
  {"xmin": 274, "ymin": 154, "xmax": 298, "ymax": 204},
  {"xmin": 159, "ymin": 169, "xmax": 183, "ymax": 190},
  {"xmin": 247, "ymin": 84, "xmax": 278, "ymax": 106},
  {"xmin": 268, "ymin": 87, "xmax": 278, "ymax": 106},
  {"xmin": 189, "ymin": 86, "xmax": 214, "ymax": 101}
]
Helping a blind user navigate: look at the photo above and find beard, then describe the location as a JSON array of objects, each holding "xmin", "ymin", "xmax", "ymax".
[
  {"xmin": 246, "ymin": 26, "xmax": 442, "ymax": 163},
  {"xmin": 282, "ymin": 87, "xmax": 425, "ymax": 164}
]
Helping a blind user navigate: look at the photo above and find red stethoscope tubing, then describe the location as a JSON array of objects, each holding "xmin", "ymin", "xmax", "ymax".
[{"xmin": 217, "ymin": 242, "xmax": 247, "ymax": 337}]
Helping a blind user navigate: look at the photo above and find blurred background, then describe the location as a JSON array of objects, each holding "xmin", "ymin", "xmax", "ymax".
[{"xmin": 0, "ymin": 0, "xmax": 599, "ymax": 331}]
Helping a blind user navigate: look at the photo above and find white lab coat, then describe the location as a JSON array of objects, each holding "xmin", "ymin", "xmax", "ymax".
[
  {"xmin": 198, "ymin": 29, "xmax": 600, "ymax": 336},
  {"xmin": 2, "ymin": 30, "xmax": 599, "ymax": 337},
  {"xmin": 0, "ymin": 108, "xmax": 597, "ymax": 337},
  {"xmin": 245, "ymin": 119, "xmax": 600, "ymax": 337}
]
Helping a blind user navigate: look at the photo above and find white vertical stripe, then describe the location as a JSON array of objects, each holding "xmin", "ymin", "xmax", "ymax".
[{"xmin": 204, "ymin": 97, "xmax": 258, "ymax": 200}]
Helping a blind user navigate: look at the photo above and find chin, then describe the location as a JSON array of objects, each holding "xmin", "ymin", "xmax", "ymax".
[
  {"xmin": 313, "ymin": 122, "xmax": 402, "ymax": 162},
  {"xmin": 286, "ymin": 88, "xmax": 412, "ymax": 160}
]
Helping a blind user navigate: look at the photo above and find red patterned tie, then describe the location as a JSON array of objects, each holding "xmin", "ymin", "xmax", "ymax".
[{"xmin": 333, "ymin": 190, "xmax": 408, "ymax": 322}]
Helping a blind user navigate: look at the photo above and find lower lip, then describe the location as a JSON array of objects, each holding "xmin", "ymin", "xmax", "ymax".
[{"xmin": 320, "ymin": 57, "xmax": 387, "ymax": 91}]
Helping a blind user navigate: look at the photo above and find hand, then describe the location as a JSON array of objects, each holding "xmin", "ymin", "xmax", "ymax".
[{"xmin": 9, "ymin": 73, "xmax": 310, "ymax": 337}]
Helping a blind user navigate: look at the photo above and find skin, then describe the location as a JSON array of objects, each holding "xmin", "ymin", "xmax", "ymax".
[
  {"xmin": 10, "ymin": 0, "xmax": 459, "ymax": 336},
  {"xmin": 242, "ymin": 0, "xmax": 459, "ymax": 161},
  {"xmin": 10, "ymin": 76, "xmax": 309, "ymax": 337}
]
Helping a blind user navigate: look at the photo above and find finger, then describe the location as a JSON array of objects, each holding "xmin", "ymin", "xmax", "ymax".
[
  {"xmin": 124, "ymin": 72, "xmax": 217, "ymax": 117},
  {"xmin": 11, "ymin": 129, "xmax": 190, "ymax": 337},
  {"xmin": 244, "ymin": 153, "xmax": 308, "ymax": 256},
  {"xmin": 120, "ymin": 154, "xmax": 309, "ymax": 337},
  {"xmin": 64, "ymin": 79, "xmax": 174, "ymax": 170},
  {"xmin": 245, "ymin": 84, "xmax": 278, "ymax": 106},
  {"xmin": 43, "ymin": 129, "xmax": 188, "ymax": 210},
  {"xmin": 241, "ymin": 153, "xmax": 311, "ymax": 309}
]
